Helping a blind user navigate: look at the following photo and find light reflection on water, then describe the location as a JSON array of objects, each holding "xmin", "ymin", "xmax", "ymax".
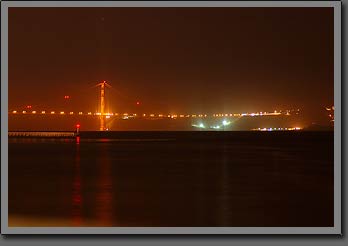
[
  {"xmin": 72, "ymin": 139, "xmax": 82, "ymax": 226},
  {"xmin": 95, "ymin": 144, "xmax": 114, "ymax": 226},
  {"xmin": 72, "ymin": 137, "xmax": 114, "ymax": 226},
  {"xmin": 8, "ymin": 132, "xmax": 334, "ymax": 227}
]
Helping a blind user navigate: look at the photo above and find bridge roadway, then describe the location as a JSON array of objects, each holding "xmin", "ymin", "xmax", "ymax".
[{"xmin": 8, "ymin": 110, "xmax": 288, "ymax": 119}]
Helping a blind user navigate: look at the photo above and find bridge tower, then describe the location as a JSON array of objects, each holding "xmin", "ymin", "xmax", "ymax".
[{"xmin": 96, "ymin": 80, "xmax": 111, "ymax": 131}]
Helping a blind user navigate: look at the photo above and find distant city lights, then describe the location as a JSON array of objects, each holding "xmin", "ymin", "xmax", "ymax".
[{"xmin": 325, "ymin": 105, "xmax": 334, "ymax": 122}]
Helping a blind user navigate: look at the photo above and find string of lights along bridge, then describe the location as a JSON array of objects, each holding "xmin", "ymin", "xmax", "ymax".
[
  {"xmin": 9, "ymin": 80, "xmax": 302, "ymax": 131},
  {"xmin": 9, "ymin": 110, "xmax": 296, "ymax": 118}
]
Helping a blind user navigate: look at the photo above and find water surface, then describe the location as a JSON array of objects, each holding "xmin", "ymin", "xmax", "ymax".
[{"xmin": 8, "ymin": 131, "xmax": 334, "ymax": 227}]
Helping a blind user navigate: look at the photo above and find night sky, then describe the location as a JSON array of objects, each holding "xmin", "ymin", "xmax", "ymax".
[{"xmin": 9, "ymin": 7, "xmax": 333, "ymax": 120}]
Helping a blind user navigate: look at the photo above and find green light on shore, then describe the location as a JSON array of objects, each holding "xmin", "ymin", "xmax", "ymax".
[
  {"xmin": 192, "ymin": 123, "xmax": 205, "ymax": 129},
  {"xmin": 222, "ymin": 120, "xmax": 231, "ymax": 126}
]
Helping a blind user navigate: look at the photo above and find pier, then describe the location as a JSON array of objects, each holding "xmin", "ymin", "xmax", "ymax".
[{"xmin": 8, "ymin": 131, "xmax": 76, "ymax": 138}]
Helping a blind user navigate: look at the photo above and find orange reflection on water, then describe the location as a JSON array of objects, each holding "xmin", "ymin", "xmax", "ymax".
[
  {"xmin": 99, "ymin": 138, "xmax": 110, "ymax": 143},
  {"xmin": 95, "ymin": 146, "xmax": 114, "ymax": 226}
]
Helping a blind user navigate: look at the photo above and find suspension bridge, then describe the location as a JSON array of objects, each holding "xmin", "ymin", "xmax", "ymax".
[{"xmin": 8, "ymin": 80, "xmax": 299, "ymax": 132}]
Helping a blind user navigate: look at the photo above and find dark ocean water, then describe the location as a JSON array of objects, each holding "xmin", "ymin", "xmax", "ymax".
[{"xmin": 8, "ymin": 131, "xmax": 334, "ymax": 227}]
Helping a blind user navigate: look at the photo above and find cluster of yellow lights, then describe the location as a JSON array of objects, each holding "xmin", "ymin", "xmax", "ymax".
[{"xmin": 253, "ymin": 127, "xmax": 302, "ymax": 131}]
